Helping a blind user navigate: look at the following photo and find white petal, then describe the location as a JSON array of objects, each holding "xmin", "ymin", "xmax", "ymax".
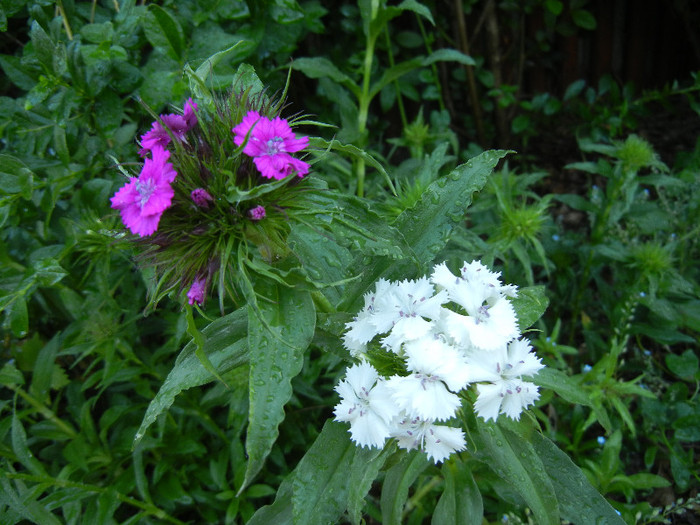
[
  {"xmin": 474, "ymin": 382, "xmax": 505, "ymax": 422},
  {"xmin": 404, "ymin": 338, "xmax": 471, "ymax": 392},
  {"xmin": 424, "ymin": 425, "xmax": 467, "ymax": 463},
  {"xmin": 431, "ymin": 262, "xmax": 461, "ymax": 292},
  {"xmin": 349, "ymin": 410, "xmax": 391, "ymax": 448},
  {"xmin": 344, "ymin": 361, "xmax": 379, "ymax": 395},
  {"xmin": 506, "ymin": 339, "xmax": 544, "ymax": 378},
  {"xmin": 367, "ymin": 381, "xmax": 401, "ymax": 423},
  {"xmin": 387, "ymin": 375, "xmax": 460, "ymax": 421}
]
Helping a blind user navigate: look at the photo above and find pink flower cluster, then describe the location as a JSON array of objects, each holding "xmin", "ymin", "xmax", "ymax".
[
  {"xmin": 111, "ymin": 99, "xmax": 199, "ymax": 237},
  {"xmin": 232, "ymin": 111, "xmax": 309, "ymax": 180}
]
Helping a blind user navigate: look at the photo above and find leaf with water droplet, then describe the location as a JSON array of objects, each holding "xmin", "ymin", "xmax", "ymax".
[
  {"xmin": 471, "ymin": 419, "xmax": 559, "ymax": 525},
  {"xmin": 241, "ymin": 280, "xmax": 315, "ymax": 493},
  {"xmin": 134, "ymin": 308, "xmax": 249, "ymax": 447},
  {"xmin": 432, "ymin": 459, "xmax": 483, "ymax": 525},
  {"xmin": 531, "ymin": 431, "xmax": 626, "ymax": 525}
]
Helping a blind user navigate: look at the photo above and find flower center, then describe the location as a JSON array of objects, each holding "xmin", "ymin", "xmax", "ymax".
[
  {"xmin": 136, "ymin": 178, "xmax": 156, "ymax": 208},
  {"xmin": 265, "ymin": 137, "xmax": 284, "ymax": 155}
]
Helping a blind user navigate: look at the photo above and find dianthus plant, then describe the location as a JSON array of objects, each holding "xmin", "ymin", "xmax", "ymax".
[
  {"xmin": 109, "ymin": 75, "xmax": 315, "ymax": 309},
  {"xmin": 334, "ymin": 260, "xmax": 544, "ymax": 463}
]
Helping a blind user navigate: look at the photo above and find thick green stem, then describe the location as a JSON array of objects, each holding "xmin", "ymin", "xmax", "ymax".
[
  {"xmin": 355, "ymin": 31, "xmax": 377, "ymax": 198},
  {"xmin": 311, "ymin": 290, "xmax": 335, "ymax": 314}
]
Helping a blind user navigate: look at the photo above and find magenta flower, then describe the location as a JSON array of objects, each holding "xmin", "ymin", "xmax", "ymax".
[
  {"xmin": 248, "ymin": 205, "xmax": 266, "ymax": 221},
  {"xmin": 139, "ymin": 99, "xmax": 199, "ymax": 156},
  {"xmin": 187, "ymin": 276, "xmax": 207, "ymax": 306},
  {"xmin": 232, "ymin": 112, "xmax": 309, "ymax": 180},
  {"xmin": 191, "ymin": 188, "xmax": 214, "ymax": 208},
  {"xmin": 183, "ymin": 98, "xmax": 198, "ymax": 130},
  {"xmin": 110, "ymin": 146, "xmax": 177, "ymax": 237}
]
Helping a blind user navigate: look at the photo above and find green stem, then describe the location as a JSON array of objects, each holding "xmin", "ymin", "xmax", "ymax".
[
  {"xmin": 311, "ymin": 290, "xmax": 335, "ymax": 314},
  {"xmin": 415, "ymin": 13, "xmax": 445, "ymax": 112},
  {"xmin": 10, "ymin": 386, "xmax": 78, "ymax": 439},
  {"xmin": 384, "ymin": 27, "xmax": 407, "ymax": 129},
  {"xmin": 56, "ymin": 0, "xmax": 74, "ymax": 40},
  {"xmin": 355, "ymin": 30, "xmax": 377, "ymax": 198},
  {"xmin": 403, "ymin": 475, "xmax": 442, "ymax": 517}
]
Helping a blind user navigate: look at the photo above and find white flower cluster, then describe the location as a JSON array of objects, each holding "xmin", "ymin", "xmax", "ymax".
[{"xmin": 333, "ymin": 261, "xmax": 544, "ymax": 463}]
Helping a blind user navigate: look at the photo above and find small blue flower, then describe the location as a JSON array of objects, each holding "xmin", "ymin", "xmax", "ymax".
[
  {"xmin": 597, "ymin": 436, "xmax": 606, "ymax": 445},
  {"xmin": 583, "ymin": 364, "xmax": 593, "ymax": 373},
  {"xmin": 639, "ymin": 291, "xmax": 646, "ymax": 298},
  {"xmin": 643, "ymin": 349, "xmax": 651, "ymax": 356},
  {"xmin": 552, "ymin": 234, "xmax": 560, "ymax": 241}
]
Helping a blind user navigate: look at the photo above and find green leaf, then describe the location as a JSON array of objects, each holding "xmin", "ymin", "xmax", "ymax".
[
  {"xmin": 292, "ymin": 57, "xmax": 360, "ymax": 98},
  {"xmin": 571, "ymin": 9, "xmax": 597, "ymax": 30},
  {"xmin": 309, "ymin": 137, "xmax": 393, "ymax": 189},
  {"xmin": 347, "ymin": 445, "xmax": 394, "ymax": 525},
  {"xmin": 624, "ymin": 473, "xmax": 671, "ymax": 490},
  {"xmin": 511, "ymin": 285, "xmax": 549, "ymax": 330},
  {"xmin": 133, "ymin": 308, "xmax": 249, "ymax": 446},
  {"xmin": 29, "ymin": 20, "xmax": 56, "ymax": 73},
  {"xmin": 29, "ymin": 333, "xmax": 61, "ymax": 402},
  {"xmin": 0, "ymin": 154, "xmax": 34, "ymax": 199},
  {"xmin": 399, "ymin": 0, "xmax": 434, "ymax": 24},
  {"xmin": 665, "ymin": 349, "xmax": 699, "ymax": 380},
  {"xmin": 33, "ymin": 258, "xmax": 67, "ymax": 287},
  {"xmin": 242, "ymin": 282, "xmax": 315, "ymax": 491},
  {"xmin": 142, "ymin": 5, "xmax": 185, "ymax": 62},
  {"xmin": 341, "ymin": 149, "xmax": 509, "ymax": 311},
  {"xmin": 673, "ymin": 415, "xmax": 700, "ymax": 442},
  {"xmin": 291, "ymin": 420, "xmax": 362, "ymax": 525},
  {"xmin": 553, "ymin": 193, "xmax": 597, "ymax": 213},
  {"xmin": 288, "ymin": 223, "xmax": 351, "ymax": 306},
  {"xmin": 531, "ymin": 432, "xmax": 626, "ymax": 525},
  {"xmin": 564, "ymin": 79, "xmax": 586, "ymax": 101},
  {"xmin": 6, "ymin": 295, "xmax": 28, "ymax": 337},
  {"xmin": 12, "ymin": 411, "xmax": 48, "ymax": 476},
  {"xmin": 0, "ymin": 361, "xmax": 24, "ymax": 387},
  {"xmin": 534, "ymin": 368, "xmax": 592, "ymax": 406},
  {"xmin": 545, "ymin": 0, "xmax": 564, "ymax": 15},
  {"xmin": 369, "ymin": 47, "xmax": 479, "ymax": 101},
  {"xmin": 380, "ymin": 451, "xmax": 429, "ymax": 525},
  {"xmin": 398, "ymin": 150, "xmax": 509, "ymax": 265},
  {"xmin": 189, "ymin": 40, "xmax": 255, "ymax": 95},
  {"xmin": 0, "ymin": 477, "xmax": 62, "ymax": 525},
  {"xmin": 432, "ymin": 459, "xmax": 483, "ymax": 525},
  {"xmin": 423, "ymin": 48, "xmax": 475, "ymax": 67},
  {"xmin": 247, "ymin": 477, "xmax": 294, "ymax": 525},
  {"xmin": 0, "ymin": 54, "xmax": 38, "ymax": 90},
  {"xmin": 472, "ymin": 420, "xmax": 559, "ymax": 525},
  {"xmin": 610, "ymin": 395, "xmax": 637, "ymax": 436}
]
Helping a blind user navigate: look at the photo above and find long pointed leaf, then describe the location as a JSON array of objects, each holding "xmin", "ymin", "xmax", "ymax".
[
  {"xmin": 133, "ymin": 308, "xmax": 248, "ymax": 446},
  {"xmin": 291, "ymin": 420, "xmax": 360, "ymax": 525},
  {"xmin": 472, "ymin": 420, "xmax": 559, "ymax": 525},
  {"xmin": 241, "ymin": 281, "xmax": 315, "ymax": 491},
  {"xmin": 380, "ymin": 450, "xmax": 429, "ymax": 525},
  {"xmin": 432, "ymin": 459, "xmax": 483, "ymax": 525},
  {"xmin": 531, "ymin": 432, "xmax": 626, "ymax": 524},
  {"xmin": 341, "ymin": 149, "xmax": 509, "ymax": 310}
]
